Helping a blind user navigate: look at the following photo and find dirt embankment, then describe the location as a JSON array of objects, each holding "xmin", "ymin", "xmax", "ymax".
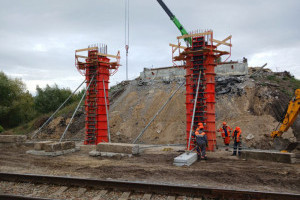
[{"xmin": 29, "ymin": 68, "xmax": 299, "ymax": 149}]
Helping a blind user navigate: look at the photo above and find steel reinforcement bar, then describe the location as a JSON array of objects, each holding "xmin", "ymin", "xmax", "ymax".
[{"xmin": 0, "ymin": 172, "xmax": 299, "ymax": 200}]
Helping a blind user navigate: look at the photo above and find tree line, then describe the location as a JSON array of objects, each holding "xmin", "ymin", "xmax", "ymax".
[{"xmin": 0, "ymin": 71, "xmax": 84, "ymax": 132}]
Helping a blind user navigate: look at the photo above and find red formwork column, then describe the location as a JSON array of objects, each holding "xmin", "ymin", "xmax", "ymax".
[
  {"xmin": 84, "ymin": 50, "xmax": 98, "ymax": 145},
  {"xmin": 96, "ymin": 56, "xmax": 110, "ymax": 144},
  {"xmin": 84, "ymin": 50, "xmax": 110, "ymax": 145},
  {"xmin": 203, "ymin": 47, "xmax": 217, "ymax": 151},
  {"xmin": 185, "ymin": 50, "xmax": 194, "ymax": 150},
  {"xmin": 185, "ymin": 35, "xmax": 217, "ymax": 151}
]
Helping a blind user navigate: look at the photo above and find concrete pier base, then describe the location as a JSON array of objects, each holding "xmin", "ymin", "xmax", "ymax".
[
  {"xmin": 96, "ymin": 143, "xmax": 139, "ymax": 155},
  {"xmin": 0, "ymin": 135, "xmax": 27, "ymax": 147},
  {"xmin": 0, "ymin": 135, "xmax": 27, "ymax": 143},
  {"xmin": 90, "ymin": 143, "xmax": 140, "ymax": 157},
  {"xmin": 173, "ymin": 152, "xmax": 197, "ymax": 166},
  {"xmin": 241, "ymin": 150, "xmax": 296, "ymax": 164},
  {"xmin": 27, "ymin": 141, "xmax": 78, "ymax": 157}
]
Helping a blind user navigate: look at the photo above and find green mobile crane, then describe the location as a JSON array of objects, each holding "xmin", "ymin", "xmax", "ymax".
[{"xmin": 157, "ymin": 0, "xmax": 192, "ymax": 45}]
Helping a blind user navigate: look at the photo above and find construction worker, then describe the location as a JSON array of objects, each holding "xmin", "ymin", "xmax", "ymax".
[
  {"xmin": 232, "ymin": 127, "xmax": 242, "ymax": 156},
  {"xmin": 196, "ymin": 122, "xmax": 202, "ymax": 131},
  {"xmin": 192, "ymin": 123, "xmax": 208, "ymax": 160},
  {"xmin": 217, "ymin": 122, "xmax": 232, "ymax": 151}
]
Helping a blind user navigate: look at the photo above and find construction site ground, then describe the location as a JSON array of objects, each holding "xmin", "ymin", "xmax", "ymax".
[{"xmin": 0, "ymin": 144, "xmax": 299, "ymax": 194}]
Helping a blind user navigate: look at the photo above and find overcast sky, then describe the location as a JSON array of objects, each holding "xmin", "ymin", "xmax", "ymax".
[{"xmin": 0, "ymin": 0, "xmax": 299, "ymax": 94}]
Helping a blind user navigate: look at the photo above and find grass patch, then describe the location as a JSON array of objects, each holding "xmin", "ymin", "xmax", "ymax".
[
  {"xmin": 7, "ymin": 100, "xmax": 83, "ymax": 136},
  {"xmin": 289, "ymin": 77, "xmax": 300, "ymax": 91},
  {"xmin": 267, "ymin": 75, "xmax": 280, "ymax": 83},
  {"xmin": 9, "ymin": 117, "xmax": 39, "ymax": 135},
  {"xmin": 56, "ymin": 100, "xmax": 82, "ymax": 117}
]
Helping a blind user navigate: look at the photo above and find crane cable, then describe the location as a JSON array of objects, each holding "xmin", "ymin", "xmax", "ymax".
[{"xmin": 125, "ymin": 0, "xmax": 129, "ymax": 80}]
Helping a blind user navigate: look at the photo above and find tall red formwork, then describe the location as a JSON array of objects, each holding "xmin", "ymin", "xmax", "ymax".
[
  {"xmin": 203, "ymin": 41, "xmax": 217, "ymax": 151},
  {"xmin": 95, "ymin": 55, "xmax": 110, "ymax": 144},
  {"xmin": 84, "ymin": 50, "xmax": 110, "ymax": 145},
  {"xmin": 186, "ymin": 33, "xmax": 217, "ymax": 151},
  {"xmin": 75, "ymin": 45, "xmax": 120, "ymax": 145}
]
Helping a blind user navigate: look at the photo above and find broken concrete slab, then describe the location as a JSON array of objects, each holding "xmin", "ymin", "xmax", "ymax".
[
  {"xmin": 242, "ymin": 150, "xmax": 296, "ymax": 164},
  {"xmin": 89, "ymin": 150, "xmax": 132, "ymax": 158},
  {"xmin": 41, "ymin": 141, "xmax": 76, "ymax": 152},
  {"xmin": 34, "ymin": 141, "xmax": 52, "ymax": 150},
  {"xmin": 96, "ymin": 143, "xmax": 139, "ymax": 155},
  {"xmin": 0, "ymin": 135, "xmax": 27, "ymax": 143},
  {"xmin": 26, "ymin": 148, "xmax": 78, "ymax": 157},
  {"xmin": 61, "ymin": 141, "xmax": 76, "ymax": 150},
  {"xmin": 89, "ymin": 150, "xmax": 101, "ymax": 157},
  {"xmin": 44, "ymin": 142, "xmax": 62, "ymax": 152},
  {"xmin": 174, "ymin": 152, "xmax": 197, "ymax": 166}
]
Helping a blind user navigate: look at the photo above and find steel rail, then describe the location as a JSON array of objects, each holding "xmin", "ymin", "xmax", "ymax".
[
  {"xmin": 0, "ymin": 173, "xmax": 299, "ymax": 200},
  {"xmin": 0, "ymin": 194, "xmax": 54, "ymax": 200}
]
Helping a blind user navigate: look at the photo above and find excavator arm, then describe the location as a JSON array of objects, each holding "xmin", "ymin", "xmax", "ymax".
[
  {"xmin": 157, "ymin": 0, "xmax": 192, "ymax": 45},
  {"xmin": 271, "ymin": 89, "xmax": 300, "ymax": 138}
]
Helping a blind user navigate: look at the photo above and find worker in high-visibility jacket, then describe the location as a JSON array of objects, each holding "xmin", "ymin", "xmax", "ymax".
[
  {"xmin": 192, "ymin": 123, "xmax": 208, "ymax": 160},
  {"xmin": 195, "ymin": 122, "xmax": 203, "ymax": 131},
  {"xmin": 217, "ymin": 122, "xmax": 232, "ymax": 151},
  {"xmin": 232, "ymin": 127, "xmax": 242, "ymax": 156}
]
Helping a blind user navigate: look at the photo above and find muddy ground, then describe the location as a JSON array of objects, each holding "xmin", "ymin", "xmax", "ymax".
[{"xmin": 0, "ymin": 145, "xmax": 299, "ymax": 194}]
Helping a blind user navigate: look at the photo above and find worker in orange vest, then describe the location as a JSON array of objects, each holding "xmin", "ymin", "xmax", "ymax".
[
  {"xmin": 232, "ymin": 127, "xmax": 242, "ymax": 156},
  {"xmin": 192, "ymin": 123, "xmax": 208, "ymax": 160},
  {"xmin": 217, "ymin": 122, "xmax": 232, "ymax": 151}
]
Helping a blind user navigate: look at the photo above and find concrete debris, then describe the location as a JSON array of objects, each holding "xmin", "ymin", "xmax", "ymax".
[
  {"xmin": 241, "ymin": 149, "xmax": 296, "ymax": 164},
  {"xmin": 96, "ymin": 142, "xmax": 139, "ymax": 155},
  {"xmin": 246, "ymin": 134, "xmax": 255, "ymax": 141},
  {"xmin": 216, "ymin": 76, "xmax": 246, "ymax": 96},
  {"xmin": 173, "ymin": 152, "xmax": 197, "ymax": 166},
  {"xmin": 42, "ymin": 141, "xmax": 76, "ymax": 152},
  {"xmin": 89, "ymin": 150, "xmax": 132, "ymax": 158},
  {"xmin": 28, "ymin": 141, "xmax": 77, "ymax": 156},
  {"xmin": 0, "ymin": 135, "xmax": 27, "ymax": 143},
  {"xmin": 34, "ymin": 141, "xmax": 52, "ymax": 150},
  {"xmin": 26, "ymin": 148, "xmax": 78, "ymax": 157}
]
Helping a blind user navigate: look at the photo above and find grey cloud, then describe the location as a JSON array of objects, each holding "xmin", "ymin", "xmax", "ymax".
[{"xmin": 0, "ymin": 0, "xmax": 299, "ymax": 94}]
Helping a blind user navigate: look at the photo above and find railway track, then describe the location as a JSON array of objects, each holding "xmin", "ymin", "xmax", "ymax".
[{"xmin": 0, "ymin": 172, "xmax": 299, "ymax": 200}]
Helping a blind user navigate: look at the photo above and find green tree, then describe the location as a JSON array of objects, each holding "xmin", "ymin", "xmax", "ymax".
[
  {"xmin": 0, "ymin": 71, "xmax": 35, "ymax": 128},
  {"xmin": 0, "ymin": 125, "xmax": 4, "ymax": 133},
  {"xmin": 34, "ymin": 84, "xmax": 73, "ymax": 113}
]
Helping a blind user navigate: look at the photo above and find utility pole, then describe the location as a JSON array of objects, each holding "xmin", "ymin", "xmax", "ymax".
[{"xmin": 125, "ymin": 0, "xmax": 130, "ymax": 80}]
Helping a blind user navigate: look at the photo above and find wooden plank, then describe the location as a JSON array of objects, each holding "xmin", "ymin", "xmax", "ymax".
[
  {"xmin": 77, "ymin": 187, "xmax": 87, "ymax": 197},
  {"xmin": 177, "ymin": 31, "xmax": 212, "ymax": 40},
  {"xmin": 92, "ymin": 190, "xmax": 108, "ymax": 200},
  {"xmin": 169, "ymin": 43, "xmax": 187, "ymax": 49},
  {"xmin": 215, "ymin": 35, "xmax": 232, "ymax": 47},
  {"xmin": 75, "ymin": 47, "xmax": 98, "ymax": 52},
  {"xmin": 50, "ymin": 186, "xmax": 68, "ymax": 197},
  {"xmin": 75, "ymin": 55, "xmax": 88, "ymax": 59},
  {"xmin": 28, "ymin": 185, "xmax": 49, "ymax": 197},
  {"xmin": 181, "ymin": 48, "xmax": 229, "ymax": 55},
  {"xmin": 118, "ymin": 191, "xmax": 131, "ymax": 200},
  {"xmin": 142, "ymin": 193, "xmax": 152, "ymax": 200},
  {"xmin": 212, "ymin": 39, "xmax": 232, "ymax": 47},
  {"xmin": 167, "ymin": 196, "xmax": 176, "ymax": 200},
  {"xmin": 98, "ymin": 52, "xmax": 120, "ymax": 59}
]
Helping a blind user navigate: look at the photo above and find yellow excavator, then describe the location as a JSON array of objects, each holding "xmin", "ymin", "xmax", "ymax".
[
  {"xmin": 271, "ymin": 89, "xmax": 299, "ymax": 151},
  {"xmin": 271, "ymin": 89, "xmax": 300, "ymax": 138}
]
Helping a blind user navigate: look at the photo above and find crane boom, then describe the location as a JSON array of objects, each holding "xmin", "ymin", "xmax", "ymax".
[
  {"xmin": 271, "ymin": 89, "xmax": 300, "ymax": 138},
  {"xmin": 157, "ymin": 0, "xmax": 192, "ymax": 45}
]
